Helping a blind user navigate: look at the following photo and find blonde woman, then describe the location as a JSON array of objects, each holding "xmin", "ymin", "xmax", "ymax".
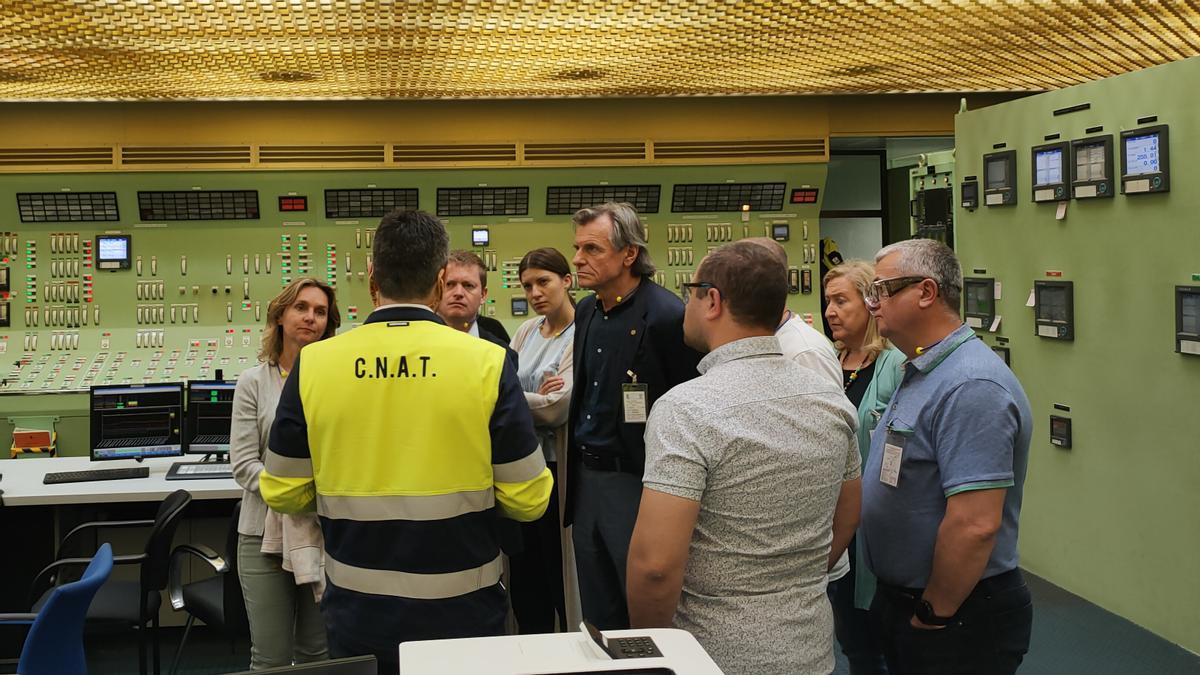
[
  {"xmin": 823, "ymin": 260, "xmax": 904, "ymax": 674},
  {"xmin": 230, "ymin": 278, "xmax": 340, "ymax": 669}
]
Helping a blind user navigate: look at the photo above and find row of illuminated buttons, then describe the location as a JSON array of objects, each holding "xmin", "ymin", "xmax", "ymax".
[
  {"xmin": 137, "ymin": 281, "xmax": 166, "ymax": 300},
  {"xmin": 48, "ymin": 233, "xmax": 83, "ymax": 254},
  {"xmin": 20, "ymin": 332, "xmax": 81, "ymax": 351},
  {"xmin": 41, "ymin": 283, "xmax": 83, "ymax": 303},
  {"xmin": 48, "ymin": 259, "xmax": 85, "ymax": 278},
  {"xmin": 0, "ymin": 233, "xmax": 19, "ymax": 255},
  {"xmin": 22, "ymin": 306, "xmax": 98, "ymax": 327},
  {"xmin": 354, "ymin": 229, "xmax": 376, "ymax": 248}
]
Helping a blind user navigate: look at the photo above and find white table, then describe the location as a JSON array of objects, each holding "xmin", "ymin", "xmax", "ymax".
[
  {"xmin": 398, "ymin": 628, "xmax": 724, "ymax": 675},
  {"xmin": 0, "ymin": 455, "xmax": 241, "ymax": 507}
]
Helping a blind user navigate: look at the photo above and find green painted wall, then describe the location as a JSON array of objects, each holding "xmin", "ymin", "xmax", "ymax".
[{"xmin": 954, "ymin": 57, "xmax": 1200, "ymax": 653}]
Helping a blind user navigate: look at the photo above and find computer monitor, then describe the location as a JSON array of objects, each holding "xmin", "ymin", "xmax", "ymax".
[
  {"xmin": 90, "ymin": 383, "xmax": 184, "ymax": 460},
  {"xmin": 184, "ymin": 380, "xmax": 236, "ymax": 457}
]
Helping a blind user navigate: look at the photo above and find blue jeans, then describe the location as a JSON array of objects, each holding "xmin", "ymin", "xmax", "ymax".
[{"xmin": 827, "ymin": 537, "xmax": 888, "ymax": 675}]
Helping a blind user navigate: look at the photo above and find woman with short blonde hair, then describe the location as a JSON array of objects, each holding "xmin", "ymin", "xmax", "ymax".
[{"xmin": 822, "ymin": 260, "xmax": 904, "ymax": 674}]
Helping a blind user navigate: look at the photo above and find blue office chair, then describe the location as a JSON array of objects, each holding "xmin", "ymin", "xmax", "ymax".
[{"xmin": 0, "ymin": 543, "xmax": 114, "ymax": 675}]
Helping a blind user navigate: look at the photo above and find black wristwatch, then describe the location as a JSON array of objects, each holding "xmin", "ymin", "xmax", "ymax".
[{"xmin": 914, "ymin": 598, "xmax": 954, "ymax": 626}]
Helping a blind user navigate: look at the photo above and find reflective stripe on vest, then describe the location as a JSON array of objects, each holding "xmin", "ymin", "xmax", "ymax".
[
  {"xmin": 325, "ymin": 554, "xmax": 503, "ymax": 600},
  {"xmin": 316, "ymin": 488, "xmax": 495, "ymax": 522},
  {"xmin": 264, "ymin": 449, "xmax": 314, "ymax": 478}
]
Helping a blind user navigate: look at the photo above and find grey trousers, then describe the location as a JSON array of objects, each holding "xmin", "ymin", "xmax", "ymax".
[
  {"xmin": 237, "ymin": 534, "xmax": 329, "ymax": 670},
  {"xmin": 571, "ymin": 465, "xmax": 644, "ymax": 630}
]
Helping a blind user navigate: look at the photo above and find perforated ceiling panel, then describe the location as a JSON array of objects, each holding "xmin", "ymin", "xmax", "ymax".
[{"xmin": 0, "ymin": 1, "xmax": 1197, "ymax": 100}]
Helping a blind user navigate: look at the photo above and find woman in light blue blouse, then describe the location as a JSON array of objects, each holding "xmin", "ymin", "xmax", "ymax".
[{"xmin": 508, "ymin": 247, "xmax": 577, "ymax": 633}]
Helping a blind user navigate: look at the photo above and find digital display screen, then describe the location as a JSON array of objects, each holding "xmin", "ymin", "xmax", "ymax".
[
  {"xmin": 772, "ymin": 223, "xmax": 789, "ymax": 241},
  {"xmin": 511, "ymin": 297, "xmax": 529, "ymax": 316},
  {"xmin": 1181, "ymin": 293, "xmax": 1200, "ymax": 336},
  {"xmin": 1037, "ymin": 285, "xmax": 1070, "ymax": 323},
  {"xmin": 1050, "ymin": 416, "xmax": 1071, "ymax": 444},
  {"xmin": 1035, "ymin": 148, "xmax": 1063, "ymax": 186},
  {"xmin": 965, "ymin": 281, "xmax": 993, "ymax": 316},
  {"xmin": 97, "ymin": 235, "xmax": 129, "ymax": 262},
  {"xmin": 1075, "ymin": 143, "xmax": 1107, "ymax": 181},
  {"xmin": 985, "ymin": 158, "xmax": 1009, "ymax": 189},
  {"xmin": 472, "ymin": 228, "xmax": 489, "ymax": 246},
  {"xmin": 961, "ymin": 182, "xmax": 978, "ymax": 202},
  {"xmin": 790, "ymin": 188, "xmax": 819, "ymax": 204},
  {"xmin": 1124, "ymin": 133, "xmax": 1160, "ymax": 176}
]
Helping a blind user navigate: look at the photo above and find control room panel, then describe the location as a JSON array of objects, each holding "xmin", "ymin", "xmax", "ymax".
[{"xmin": 0, "ymin": 167, "xmax": 825, "ymax": 406}]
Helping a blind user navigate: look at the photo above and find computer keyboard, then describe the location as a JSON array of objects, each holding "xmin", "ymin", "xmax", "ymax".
[
  {"xmin": 166, "ymin": 462, "xmax": 233, "ymax": 480},
  {"xmin": 44, "ymin": 466, "xmax": 151, "ymax": 485}
]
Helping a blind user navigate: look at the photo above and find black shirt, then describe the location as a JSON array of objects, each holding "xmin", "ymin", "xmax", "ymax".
[
  {"xmin": 843, "ymin": 359, "xmax": 876, "ymax": 409},
  {"xmin": 573, "ymin": 285, "xmax": 642, "ymax": 456}
]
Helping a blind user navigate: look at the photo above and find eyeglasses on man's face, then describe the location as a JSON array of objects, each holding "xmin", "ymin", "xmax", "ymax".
[
  {"xmin": 864, "ymin": 275, "xmax": 928, "ymax": 309},
  {"xmin": 680, "ymin": 281, "xmax": 719, "ymax": 300}
]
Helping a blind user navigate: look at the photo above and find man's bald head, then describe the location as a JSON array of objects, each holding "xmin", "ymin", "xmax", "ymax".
[{"xmin": 744, "ymin": 237, "xmax": 788, "ymax": 267}]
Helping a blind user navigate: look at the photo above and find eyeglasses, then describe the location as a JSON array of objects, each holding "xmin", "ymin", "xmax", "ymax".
[
  {"xmin": 864, "ymin": 275, "xmax": 927, "ymax": 309},
  {"xmin": 680, "ymin": 281, "xmax": 720, "ymax": 300}
]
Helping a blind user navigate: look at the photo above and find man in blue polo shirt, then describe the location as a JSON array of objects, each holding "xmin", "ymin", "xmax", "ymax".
[{"xmin": 860, "ymin": 239, "xmax": 1033, "ymax": 675}]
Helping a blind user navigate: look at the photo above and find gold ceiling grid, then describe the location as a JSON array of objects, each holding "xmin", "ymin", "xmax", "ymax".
[{"xmin": 0, "ymin": 0, "xmax": 1197, "ymax": 100}]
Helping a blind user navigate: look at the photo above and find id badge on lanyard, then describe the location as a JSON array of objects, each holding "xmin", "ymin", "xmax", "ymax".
[
  {"xmin": 622, "ymin": 370, "xmax": 648, "ymax": 423},
  {"xmin": 880, "ymin": 424, "xmax": 912, "ymax": 488}
]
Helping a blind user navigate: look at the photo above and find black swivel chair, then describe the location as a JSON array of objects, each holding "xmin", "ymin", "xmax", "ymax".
[
  {"xmin": 30, "ymin": 488, "xmax": 193, "ymax": 675},
  {"xmin": 167, "ymin": 500, "xmax": 249, "ymax": 675}
]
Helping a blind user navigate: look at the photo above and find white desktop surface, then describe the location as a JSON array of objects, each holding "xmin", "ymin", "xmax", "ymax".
[
  {"xmin": 0, "ymin": 455, "xmax": 241, "ymax": 507},
  {"xmin": 398, "ymin": 628, "xmax": 724, "ymax": 675}
]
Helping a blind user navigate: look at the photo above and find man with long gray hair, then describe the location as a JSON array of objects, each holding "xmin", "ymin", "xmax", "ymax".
[
  {"xmin": 563, "ymin": 202, "xmax": 702, "ymax": 630},
  {"xmin": 860, "ymin": 238, "xmax": 1033, "ymax": 674}
]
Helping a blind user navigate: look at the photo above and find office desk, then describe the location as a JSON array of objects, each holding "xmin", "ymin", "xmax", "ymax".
[
  {"xmin": 398, "ymin": 628, "xmax": 724, "ymax": 675},
  {"xmin": 0, "ymin": 455, "xmax": 242, "ymax": 632},
  {"xmin": 0, "ymin": 455, "xmax": 240, "ymax": 507}
]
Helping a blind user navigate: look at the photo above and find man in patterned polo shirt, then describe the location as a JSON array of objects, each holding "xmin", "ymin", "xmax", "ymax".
[{"xmin": 626, "ymin": 241, "xmax": 862, "ymax": 674}]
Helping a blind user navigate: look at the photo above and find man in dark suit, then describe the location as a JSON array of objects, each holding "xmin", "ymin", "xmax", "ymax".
[
  {"xmin": 438, "ymin": 250, "xmax": 516, "ymax": 360},
  {"xmin": 565, "ymin": 202, "xmax": 702, "ymax": 630}
]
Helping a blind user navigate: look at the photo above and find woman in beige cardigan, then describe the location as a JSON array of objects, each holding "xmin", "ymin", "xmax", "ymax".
[
  {"xmin": 508, "ymin": 247, "xmax": 581, "ymax": 633},
  {"xmin": 230, "ymin": 278, "xmax": 339, "ymax": 669}
]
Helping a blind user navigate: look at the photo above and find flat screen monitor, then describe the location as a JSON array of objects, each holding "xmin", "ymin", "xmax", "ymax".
[
  {"xmin": 184, "ymin": 380, "xmax": 236, "ymax": 456},
  {"xmin": 471, "ymin": 228, "xmax": 489, "ymax": 246},
  {"xmin": 96, "ymin": 234, "xmax": 132, "ymax": 270},
  {"xmin": 90, "ymin": 383, "xmax": 184, "ymax": 460},
  {"xmin": 1074, "ymin": 142, "xmax": 1107, "ymax": 182},
  {"xmin": 1123, "ymin": 132, "xmax": 1161, "ymax": 176},
  {"xmin": 1034, "ymin": 148, "xmax": 1063, "ymax": 186},
  {"xmin": 985, "ymin": 157, "xmax": 1009, "ymax": 189}
]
